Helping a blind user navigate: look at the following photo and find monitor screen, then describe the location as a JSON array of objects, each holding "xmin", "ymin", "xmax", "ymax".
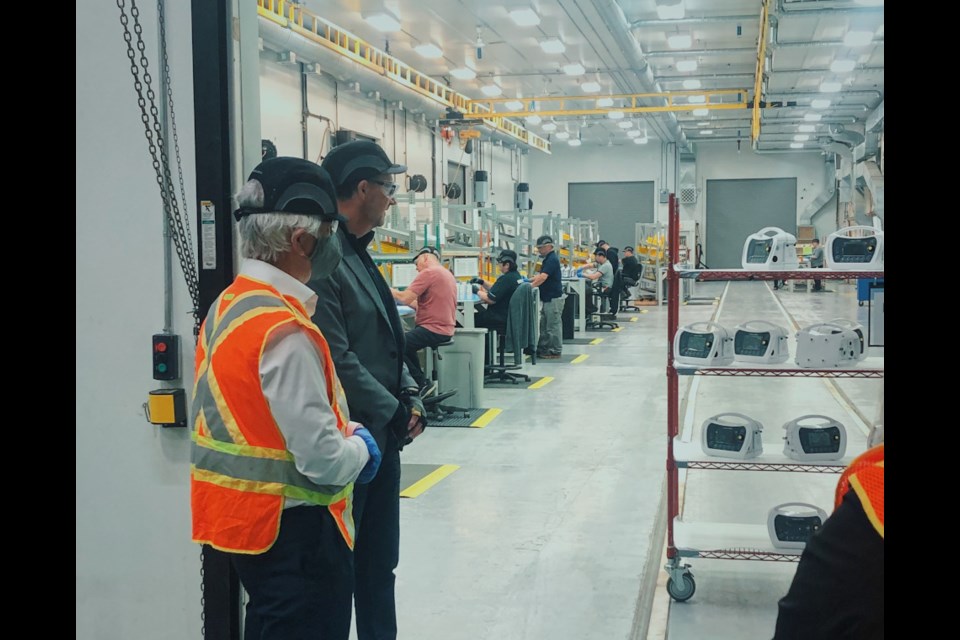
[
  {"xmin": 679, "ymin": 332, "xmax": 712, "ymax": 358},
  {"xmin": 392, "ymin": 263, "xmax": 419, "ymax": 288},
  {"xmin": 453, "ymin": 257, "xmax": 480, "ymax": 278},
  {"xmin": 746, "ymin": 239, "xmax": 771, "ymax": 262},
  {"xmin": 705, "ymin": 424, "xmax": 745, "ymax": 451},
  {"xmin": 735, "ymin": 331, "xmax": 770, "ymax": 356},
  {"xmin": 798, "ymin": 426, "xmax": 841, "ymax": 454}
]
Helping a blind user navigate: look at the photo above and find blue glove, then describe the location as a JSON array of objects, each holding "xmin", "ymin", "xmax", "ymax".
[{"xmin": 352, "ymin": 426, "xmax": 382, "ymax": 484}]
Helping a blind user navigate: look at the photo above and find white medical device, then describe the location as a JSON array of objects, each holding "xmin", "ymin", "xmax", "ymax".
[
  {"xmin": 782, "ymin": 415, "xmax": 847, "ymax": 461},
  {"xmin": 674, "ymin": 322, "xmax": 735, "ymax": 366},
  {"xmin": 700, "ymin": 413, "xmax": 764, "ymax": 459},
  {"xmin": 767, "ymin": 503, "xmax": 828, "ymax": 550},
  {"xmin": 795, "ymin": 323, "xmax": 861, "ymax": 368},
  {"xmin": 825, "ymin": 225, "xmax": 883, "ymax": 270},
  {"xmin": 733, "ymin": 320, "xmax": 790, "ymax": 364},
  {"xmin": 741, "ymin": 227, "xmax": 799, "ymax": 270},
  {"xmin": 829, "ymin": 318, "xmax": 868, "ymax": 361},
  {"xmin": 391, "ymin": 263, "xmax": 418, "ymax": 288}
]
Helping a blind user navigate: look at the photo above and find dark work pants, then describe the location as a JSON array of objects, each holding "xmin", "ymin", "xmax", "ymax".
[
  {"xmin": 403, "ymin": 325, "xmax": 452, "ymax": 389},
  {"xmin": 352, "ymin": 439, "xmax": 402, "ymax": 640},
  {"xmin": 474, "ymin": 307, "xmax": 507, "ymax": 366},
  {"xmin": 230, "ymin": 505, "xmax": 354, "ymax": 640},
  {"xmin": 812, "ymin": 265, "xmax": 823, "ymax": 291}
]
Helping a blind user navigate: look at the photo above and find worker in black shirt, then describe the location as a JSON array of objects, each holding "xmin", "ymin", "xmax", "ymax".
[{"xmin": 473, "ymin": 249, "xmax": 523, "ymax": 330}]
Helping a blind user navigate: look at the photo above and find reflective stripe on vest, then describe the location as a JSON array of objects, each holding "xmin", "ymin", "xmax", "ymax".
[
  {"xmin": 836, "ymin": 444, "xmax": 884, "ymax": 539},
  {"xmin": 191, "ymin": 275, "xmax": 355, "ymax": 552}
]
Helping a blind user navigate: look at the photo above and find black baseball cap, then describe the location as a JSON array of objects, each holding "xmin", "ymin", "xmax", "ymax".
[
  {"xmin": 624, "ymin": 246, "xmax": 635, "ymax": 253},
  {"xmin": 535, "ymin": 235, "xmax": 555, "ymax": 247},
  {"xmin": 233, "ymin": 157, "xmax": 345, "ymax": 223},
  {"xmin": 321, "ymin": 139, "xmax": 407, "ymax": 187},
  {"xmin": 594, "ymin": 248, "xmax": 607, "ymax": 257},
  {"xmin": 414, "ymin": 245, "xmax": 441, "ymax": 260},
  {"xmin": 498, "ymin": 250, "xmax": 518, "ymax": 264}
]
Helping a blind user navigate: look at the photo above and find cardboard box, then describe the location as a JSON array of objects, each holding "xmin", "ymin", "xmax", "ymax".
[{"xmin": 796, "ymin": 225, "xmax": 816, "ymax": 241}]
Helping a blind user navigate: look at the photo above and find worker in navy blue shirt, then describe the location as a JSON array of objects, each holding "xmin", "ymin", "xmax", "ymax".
[{"xmin": 530, "ymin": 235, "xmax": 564, "ymax": 358}]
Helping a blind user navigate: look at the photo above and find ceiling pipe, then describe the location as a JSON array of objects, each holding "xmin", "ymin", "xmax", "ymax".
[
  {"xmin": 589, "ymin": 0, "xmax": 691, "ymax": 150},
  {"xmin": 257, "ymin": 18, "xmax": 542, "ymax": 151},
  {"xmin": 631, "ymin": 14, "xmax": 757, "ymax": 28},
  {"xmin": 644, "ymin": 47, "xmax": 755, "ymax": 58},
  {"xmin": 776, "ymin": 0, "xmax": 885, "ymax": 15},
  {"xmin": 766, "ymin": 90, "xmax": 883, "ymax": 102},
  {"xmin": 774, "ymin": 39, "xmax": 884, "ymax": 49}
]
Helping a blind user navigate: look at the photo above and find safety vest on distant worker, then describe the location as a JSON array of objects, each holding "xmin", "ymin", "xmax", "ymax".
[
  {"xmin": 835, "ymin": 444, "xmax": 884, "ymax": 538},
  {"xmin": 190, "ymin": 275, "xmax": 355, "ymax": 554}
]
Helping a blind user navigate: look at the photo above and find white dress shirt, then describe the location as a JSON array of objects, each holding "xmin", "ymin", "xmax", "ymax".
[{"xmin": 241, "ymin": 260, "xmax": 369, "ymax": 507}]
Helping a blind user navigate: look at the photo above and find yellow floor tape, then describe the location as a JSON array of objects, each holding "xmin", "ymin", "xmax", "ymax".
[
  {"xmin": 612, "ymin": 327, "xmax": 623, "ymax": 332},
  {"xmin": 528, "ymin": 376, "xmax": 554, "ymax": 389},
  {"xmin": 590, "ymin": 338, "xmax": 604, "ymax": 345},
  {"xmin": 471, "ymin": 408, "xmax": 502, "ymax": 428},
  {"xmin": 400, "ymin": 464, "xmax": 459, "ymax": 498},
  {"xmin": 571, "ymin": 354, "xmax": 590, "ymax": 364},
  {"xmin": 630, "ymin": 317, "xmax": 638, "ymax": 323}
]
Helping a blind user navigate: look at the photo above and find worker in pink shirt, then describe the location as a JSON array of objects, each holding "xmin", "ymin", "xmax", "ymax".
[{"xmin": 390, "ymin": 245, "xmax": 457, "ymax": 396}]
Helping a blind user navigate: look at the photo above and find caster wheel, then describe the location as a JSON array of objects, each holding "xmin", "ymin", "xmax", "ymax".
[{"xmin": 667, "ymin": 573, "xmax": 696, "ymax": 602}]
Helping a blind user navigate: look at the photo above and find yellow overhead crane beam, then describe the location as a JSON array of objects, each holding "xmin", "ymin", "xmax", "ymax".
[
  {"xmin": 752, "ymin": 0, "xmax": 770, "ymax": 146},
  {"xmin": 462, "ymin": 89, "xmax": 751, "ymax": 119},
  {"xmin": 256, "ymin": 0, "xmax": 551, "ymax": 153}
]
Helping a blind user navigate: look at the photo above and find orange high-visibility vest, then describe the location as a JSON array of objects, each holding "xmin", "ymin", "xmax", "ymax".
[
  {"xmin": 191, "ymin": 275, "xmax": 356, "ymax": 554},
  {"xmin": 835, "ymin": 444, "xmax": 884, "ymax": 538}
]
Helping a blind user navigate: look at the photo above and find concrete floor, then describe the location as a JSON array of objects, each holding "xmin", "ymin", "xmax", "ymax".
[{"xmin": 381, "ymin": 279, "xmax": 881, "ymax": 640}]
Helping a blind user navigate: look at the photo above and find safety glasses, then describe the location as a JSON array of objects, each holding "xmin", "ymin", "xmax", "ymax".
[{"xmin": 369, "ymin": 179, "xmax": 398, "ymax": 197}]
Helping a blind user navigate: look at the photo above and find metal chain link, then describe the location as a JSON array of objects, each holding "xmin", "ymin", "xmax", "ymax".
[
  {"xmin": 117, "ymin": 2, "xmax": 204, "ymax": 636},
  {"xmin": 117, "ymin": 0, "xmax": 201, "ymax": 336}
]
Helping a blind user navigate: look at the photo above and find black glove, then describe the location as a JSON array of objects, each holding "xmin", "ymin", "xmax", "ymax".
[
  {"xmin": 471, "ymin": 284, "xmax": 480, "ymax": 294},
  {"xmin": 385, "ymin": 400, "xmax": 412, "ymax": 450},
  {"xmin": 399, "ymin": 388, "xmax": 427, "ymax": 445},
  {"xmin": 470, "ymin": 277, "xmax": 484, "ymax": 285}
]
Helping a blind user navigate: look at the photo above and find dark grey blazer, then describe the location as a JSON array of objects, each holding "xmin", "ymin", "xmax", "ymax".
[{"xmin": 309, "ymin": 226, "xmax": 416, "ymax": 450}]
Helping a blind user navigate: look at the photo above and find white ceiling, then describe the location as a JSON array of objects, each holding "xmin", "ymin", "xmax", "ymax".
[{"xmin": 295, "ymin": 0, "xmax": 884, "ymax": 151}]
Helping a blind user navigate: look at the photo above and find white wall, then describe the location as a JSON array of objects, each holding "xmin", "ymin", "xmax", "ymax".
[{"xmin": 77, "ymin": 2, "xmax": 201, "ymax": 639}]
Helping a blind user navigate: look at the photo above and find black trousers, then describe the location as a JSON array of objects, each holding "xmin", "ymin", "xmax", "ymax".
[
  {"xmin": 352, "ymin": 439, "xmax": 402, "ymax": 640},
  {"xmin": 403, "ymin": 325, "xmax": 452, "ymax": 388},
  {"xmin": 230, "ymin": 505, "xmax": 354, "ymax": 640}
]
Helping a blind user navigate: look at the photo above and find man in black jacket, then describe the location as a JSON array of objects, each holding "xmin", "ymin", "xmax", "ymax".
[{"xmin": 310, "ymin": 140, "xmax": 425, "ymax": 640}]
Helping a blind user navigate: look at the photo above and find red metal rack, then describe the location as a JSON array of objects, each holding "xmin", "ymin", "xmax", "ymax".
[{"xmin": 663, "ymin": 194, "xmax": 884, "ymax": 602}]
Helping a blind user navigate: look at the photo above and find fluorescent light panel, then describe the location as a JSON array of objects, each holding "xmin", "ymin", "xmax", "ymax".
[
  {"xmin": 581, "ymin": 81, "xmax": 602, "ymax": 92},
  {"xmin": 634, "ymin": 137, "xmax": 649, "ymax": 144},
  {"xmin": 798, "ymin": 124, "xmax": 816, "ymax": 132},
  {"xmin": 504, "ymin": 100, "xmax": 524, "ymax": 110},
  {"xmin": 450, "ymin": 67, "xmax": 476, "ymax": 80},
  {"xmin": 668, "ymin": 34, "xmax": 692, "ymax": 49},
  {"xmin": 682, "ymin": 79, "xmax": 701, "ymax": 89},
  {"xmin": 481, "ymin": 84, "xmax": 502, "ymax": 96},
  {"xmin": 676, "ymin": 60, "xmax": 698, "ymax": 72},
  {"xmin": 794, "ymin": 134, "xmax": 810, "ymax": 141},
  {"xmin": 555, "ymin": 131, "xmax": 570, "ymax": 140},
  {"xmin": 843, "ymin": 31, "xmax": 874, "ymax": 47},
  {"xmin": 804, "ymin": 113, "xmax": 822, "ymax": 121},
  {"xmin": 414, "ymin": 43, "xmax": 443, "ymax": 58},
  {"xmin": 509, "ymin": 8, "xmax": 540, "ymax": 26},
  {"xmin": 819, "ymin": 81, "xmax": 842, "ymax": 93},
  {"xmin": 365, "ymin": 13, "xmax": 400, "ymax": 32},
  {"xmin": 525, "ymin": 115, "xmax": 542, "ymax": 125},
  {"xmin": 597, "ymin": 97, "xmax": 614, "ymax": 107},
  {"xmin": 568, "ymin": 139, "xmax": 582, "ymax": 146},
  {"xmin": 618, "ymin": 121, "xmax": 633, "ymax": 129},
  {"xmin": 692, "ymin": 108, "xmax": 709, "ymax": 116},
  {"xmin": 830, "ymin": 59, "xmax": 856, "ymax": 73},
  {"xmin": 541, "ymin": 39, "xmax": 566, "ymax": 54},
  {"xmin": 607, "ymin": 110, "xmax": 625, "ymax": 120},
  {"xmin": 811, "ymin": 99, "xmax": 831, "ymax": 109},
  {"xmin": 790, "ymin": 142, "xmax": 804, "ymax": 149},
  {"xmin": 688, "ymin": 94, "xmax": 706, "ymax": 104},
  {"xmin": 657, "ymin": 1, "xmax": 685, "ymax": 20},
  {"xmin": 542, "ymin": 122, "xmax": 557, "ymax": 131},
  {"xmin": 700, "ymin": 130, "xmax": 713, "ymax": 135},
  {"xmin": 563, "ymin": 63, "xmax": 586, "ymax": 76},
  {"xmin": 627, "ymin": 129, "xmax": 642, "ymax": 138}
]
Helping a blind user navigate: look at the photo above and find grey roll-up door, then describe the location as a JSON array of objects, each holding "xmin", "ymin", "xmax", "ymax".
[
  {"xmin": 568, "ymin": 181, "xmax": 655, "ymax": 248},
  {"xmin": 705, "ymin": 178, "xmax": 797, "ymax": 269}
]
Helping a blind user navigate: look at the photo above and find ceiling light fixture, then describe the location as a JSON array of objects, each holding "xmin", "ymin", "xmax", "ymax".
[
  {"xmin": 700, "ymin": 130, "xmax": 714, "ymax": 135},
  {"xmin": 798, "ymin": 124, "xmax": 816, "ymax": 132},
  {"xmin": 843, "ymin": 31, "xmax": 874, "ymax": 47},
  {"xmin": 830, "ymin": 59, "xmax": 856, "ymax": 73},
  {"xmin": 563, "ymin": 63, "xmax": 586, "ymax": 76},
  {"xmin": 668, "ymin": 34, "xmax": 693, "ymax": 49},
  {"xmin": 793, "ymin": 134, "xmax": 810, "ymax": 141},
  {"xmin": 676, "ymin": 60, "xmax": 698, "ymax": 72},
  {"xmin": 542, "ymin": 122, "xmax": 557, "ymax": 132},
  {"xmin": 618, "ymin": 121, "xmax": 633, "ymax": 129},
  {"xmin": 804, "ymin": 113, "xmax": 822, "ymax": 121},
  {"xmin": 656, "ymin": 0, "xmax": 686, "ymax": 20},
  {"xmin": 819, "ymin": 81, "xmax": 842, "ymax": 93},
  {"xmin": 790, "ymin": 142, "xmax": 804, "ymax": 149},
  {"xmin": 509, "ymin": 7, "xmax": 541, "ymax": 26},
  {"xmin": 627, "ymin": 129, "xmax": 642, "ymax": 138},
  {"xmin": 597, "ymin": 97, "xmax": 614, "ymax": 107},
  {"xmin": 541, "ymin": 39, "xmax": 566, "ymax": 54},
  {"xmin": 555, "ymin": 131, "xmax": 570, "ymax": 140},
  {"xmin": 853, "ymin": 0, "xmax": 884, "ymax": 6},
  {"xmin": 692, "ymin": 108, "xmax": 709, "ymax": 116},
  {"xmin": 364, "ymin": 12, "xmax": 401, "ymax": 32},
  {"xmin": 504, "ymin": 100, "xmax": 525, "ymax": 111},
  {"xmin": 568, "ymin": 138, "xmax": 582, "ymax": 147},
  {"xmin": 811, "ymin": 99, "xmax": 832, "ymax": 109},
  {"xmin": 608, "ymin": 110, "xmax": 625, "ymax": 120},
  {"xmin": 414, "ymin": 43, "xmax": 443, "ymax": 59},
  {"xmin": 450, "ymin": 67, "xmax": 477, "ymax": 80},
  {"xmin": 688, "ymin": 94, "xmax": 706, "ymax": 104},
  {"xmin": 581, "ymin": 81, "xmax": 602, "ymax": 92},
  {"xmin": 697, "ymin": 121, "xmax": 710, "ymax": 126},
  {"xmin": 526, "ymin": 114, "xmax": 542, "ymax": 125},
  {"xmin": 682, "ymin": 79, "xmax": 701, "ymax": 89},
  {"xmin": 481, "ymin": 83, "xmax": 503, "ymax": 97},
  {"xmin": 634, "ymin": 136, "xmax": 649, "ymax": 144}
]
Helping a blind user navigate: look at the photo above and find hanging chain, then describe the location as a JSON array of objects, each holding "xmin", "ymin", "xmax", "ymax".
[
  {"xmin": 117, "ymin": 1, "xmax": 204, "ymax": 636},
  {"xmin": 117, "ymin": 0, "xmax": 201, "ymax": 336}
]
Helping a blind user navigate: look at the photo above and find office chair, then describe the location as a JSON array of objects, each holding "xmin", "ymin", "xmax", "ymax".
[
  {"xmin": 484, "ymin": 291, "xmax": 532, "ymax": 384},
  {"xmin": 422, "ymin": 339, "xmax": 468, "ymax": 421},
  {"xmin": 587, "ymin": 271, "xmax": 621, "ymax": 330}
]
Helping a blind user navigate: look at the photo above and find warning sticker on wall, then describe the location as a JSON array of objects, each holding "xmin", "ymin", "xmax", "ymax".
[{"xmin": 200, "ymin": 200, "xmax": 216, "ymax": 270}]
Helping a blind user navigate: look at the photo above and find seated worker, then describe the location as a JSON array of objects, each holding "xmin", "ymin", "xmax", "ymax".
[
  {"xmin": 472, "ymin": 249, "xmax": 524, "ymax": 331},
  {"xmin": 390, "ymin": 246, "xmax": 457, "ymax": 396},
  {"xmin": 582, "ymin": 248, "xmax": 614, "ymax": 315},
  {"xmin": 621, "ymin": 246, "xmax": 641, "ymax": 285}
]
